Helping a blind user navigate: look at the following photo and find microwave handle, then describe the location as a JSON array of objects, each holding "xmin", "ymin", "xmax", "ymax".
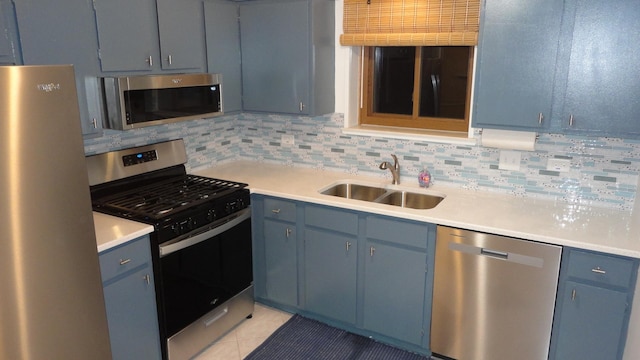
[{"xmin": 159, "ymin": 208, "xmax": 251, "ymax": 257}]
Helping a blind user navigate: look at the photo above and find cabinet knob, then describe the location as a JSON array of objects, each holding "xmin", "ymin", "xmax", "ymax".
[
  {"xmin": 538, "ymin": 112, "xmax": 544, "ymax": 125},
  {"xmin": 167, "ymin": 55, "xmax": 173, "ymax": 65},
  {"xmin": 285, "ymin": 228, "xmax": 292, "ymax": 238},
  {"xmin": 91, "ymin": 118, "xmax": 98, "ymax": 128},
  {"xmin": 571, "ymin": 288, "xmax": 577, "ymax": 301},
  {"xmin": 346, "ymin": 241, "xmax": 352, "ymax": 252},
  {"xmin": 271, "ymin": 209, "xmax": 281, "ymax": 214},
  {"xmin": 299, "ymin": 102, "xmax": 305, "ymax": 112},
  {"xmin": 569, "ymin": 114, "xmax": 574, "ymax": 127},
  {"xmin": 143, "ymin": 274, "xmax": 151, "ymax": 284},
  {"xmin": 370, "ymin": 246, "xmax": 375, "ymax": 257},
  {"xmin": 145, "ymin": 56, "xmax": 153, "ymax": 67},
  {"xmin": 119, "ymin": 258, "xmax": 131, "ymax": 265},
  {"xmin": 591, "ymin": 267, "xmax": 606, "ymax": 274}
]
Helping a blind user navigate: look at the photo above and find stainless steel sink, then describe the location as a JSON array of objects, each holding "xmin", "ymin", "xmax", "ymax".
[
  {"xmin": 319, "ymin": 181, "xmax": 444, "ymax": 210},
  {"xmin": 376, "ymin": 191, "xmax": 444, "ymax": 209},
  {"xmin": 320, "ymin": 183, "xmax": 387, "ymax": 201}
]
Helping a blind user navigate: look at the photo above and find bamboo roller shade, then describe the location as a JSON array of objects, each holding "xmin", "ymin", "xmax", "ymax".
[{"xmin": 340, "ymin": 0, "xmax": 480, "ymax": 46}]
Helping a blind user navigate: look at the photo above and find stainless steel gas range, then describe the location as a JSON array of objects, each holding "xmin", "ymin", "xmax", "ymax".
[{"xmin": 87, "ymin": 139, "xmax": 253, "ymax": 360}]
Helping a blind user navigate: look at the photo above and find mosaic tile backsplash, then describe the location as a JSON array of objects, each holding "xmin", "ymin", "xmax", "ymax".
[{"xmin": 84, "ymin": 113, "xmax": 640, "ymax": 211}]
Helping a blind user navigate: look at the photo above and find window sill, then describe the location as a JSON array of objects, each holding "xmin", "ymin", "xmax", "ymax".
[{"xmin": 342, "ymin": 124, "xmax": 477, "ymax": 146}]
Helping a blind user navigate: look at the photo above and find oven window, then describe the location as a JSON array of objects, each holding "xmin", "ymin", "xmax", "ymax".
[
  {"xmin": 124, "ymin": 85, "xmax": 221, "ymax": 124},
  {"xmin": 160, "ymin": 217, "xmax": 252, "ymax": 337}
]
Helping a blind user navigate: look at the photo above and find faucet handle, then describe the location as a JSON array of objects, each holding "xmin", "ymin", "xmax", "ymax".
[{"xmin": 391, "ymin": 154, "xmax": 399, "ymax": 168}]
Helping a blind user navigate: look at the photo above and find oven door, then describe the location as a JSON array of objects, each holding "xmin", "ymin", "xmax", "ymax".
[{"xmin": 158, "ymin": 208, "xmax": 252, "ymax": 339}]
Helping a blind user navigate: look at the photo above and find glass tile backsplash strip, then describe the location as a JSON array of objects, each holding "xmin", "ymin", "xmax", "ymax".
[{"xmin": 84, "ymin": 113, "xmax": 640, "ymax": 211}]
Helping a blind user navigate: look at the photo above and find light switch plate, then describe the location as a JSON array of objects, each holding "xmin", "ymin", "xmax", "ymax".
[
  {"xmin": 498, "ymin": 150, "xmax": 521, "ymax": 171},
  {"xmin": 547, "ymin": 158, "xmax": 571, "ymax": 172}
]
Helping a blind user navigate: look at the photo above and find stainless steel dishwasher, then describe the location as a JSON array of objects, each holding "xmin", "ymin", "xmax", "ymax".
[{"xmin": 431, "ymin": 226, "xmax": 562, "ymax": 360}]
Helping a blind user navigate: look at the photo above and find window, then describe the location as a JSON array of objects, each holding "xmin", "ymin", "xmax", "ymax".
[{"xmin": 360, "ymin": 46, "xmax": 474, "ymax": 133}]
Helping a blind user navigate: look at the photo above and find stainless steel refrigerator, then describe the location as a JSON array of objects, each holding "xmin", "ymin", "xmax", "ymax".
[{"xmin": 0, "ymin": 65, "xmax": 112, "ymax": 359}]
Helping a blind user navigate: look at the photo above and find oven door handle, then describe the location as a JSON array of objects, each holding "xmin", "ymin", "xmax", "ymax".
[{"xmin": 159, "ymin": 207, "xmax": 251, "ymax": 257}]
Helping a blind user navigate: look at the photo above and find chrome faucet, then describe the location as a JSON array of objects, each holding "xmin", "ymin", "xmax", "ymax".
[{"xmin": 379, "ymin": 154, "xmax": 400, "ymax": 184}]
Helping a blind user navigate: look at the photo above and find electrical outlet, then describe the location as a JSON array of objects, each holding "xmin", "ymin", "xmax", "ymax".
[
  {"xmin": 498, "ymin": 150, "xmax": 521, "ymax": 171},
  {"xmin": 281, "ymin": 134, "xmax": 295, "ymax": 146},
  {"xmin": 547, "ymin": 158, "xmax": 571, "ymax": 172}
]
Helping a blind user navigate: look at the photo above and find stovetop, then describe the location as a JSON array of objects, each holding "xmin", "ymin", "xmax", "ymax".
[{"xmin": 92, "ymin": 174, "xmax": 247, "ymax": 221}]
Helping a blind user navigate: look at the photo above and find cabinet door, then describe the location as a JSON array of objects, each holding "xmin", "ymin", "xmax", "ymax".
[
  {"xmin": 156, "ymin": 0, "xmax": 205, "ymax": 71},
  {"xmin": 94, "ymin": 0, "xmax": 158, "ymax": 72},
  {"xmin": 304, "ymin": 228, "xmax": 357, "ymax": 324},
  {"xmin": 472, "ymin": 0, "xmax": 563, "ymax": 130},
  {"xmin": 0, "ymin": 0, "xmax": 18, "ymax": 65},
  {"xmin": 558, "ymin": 0, "xmax": 640, "ymax": 136},
  {"xmin": 103, "ymin": 267, "xmax": 162, "ymax": 360},
  {"xmin": 263, "ymin": 219, "xmax": 298, "ymax": 307},
  {"xmin": 240, "ymin": 0, "xmax": 310, "ymax": 114},
  {"xmin": 204, "ymin": 0, "xmax": 242, "ymax": 113},
  {"xmin": 553, "ymin": 281, "xmax": 628, "ymax": 359},
  {"xmin": 363, "ymin": 240, "xmax": 427, "ymax": 345},
  {"xmin": 14, "ymin": 0, "xmax": 102, "ymax": 135}
]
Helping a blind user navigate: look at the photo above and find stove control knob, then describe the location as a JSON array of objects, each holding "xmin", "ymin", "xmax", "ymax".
[{"xmin": 207, "ymin": 209, "xmax": 217, "ymax": 222}]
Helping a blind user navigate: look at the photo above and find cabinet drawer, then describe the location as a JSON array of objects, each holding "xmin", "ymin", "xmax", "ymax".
[
  {"xmin": 263, "ymin": 197, "xmax": 297, "ymax": 222},
  {"xmin": 305, "ymin": 205, "xmax": 358, "ymax": 236},
  {"xmin": 566, "ymin": 249, "xmax": 636, "ymax": 289},
  {"xmin": 366, "ymin": 215, "xmax": 429, "ymax": 249},
  {"xmin": 99, "ymin": 236, "xmax": 151, "ymax": 283}
]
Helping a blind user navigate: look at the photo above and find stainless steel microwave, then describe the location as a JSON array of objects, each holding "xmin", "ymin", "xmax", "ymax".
[{"xmin": 101, "ymin": 73, "xmax": 223, "ymax": 130}]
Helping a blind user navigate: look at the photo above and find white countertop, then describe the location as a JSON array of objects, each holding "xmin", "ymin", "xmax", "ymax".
[
  {"xmin": 195, "ymin": 161, "xmax": 640, "ymax": 258},
  {"xmin": 93, "ymin": 212, "xmax": 154, "ymax": 253}
]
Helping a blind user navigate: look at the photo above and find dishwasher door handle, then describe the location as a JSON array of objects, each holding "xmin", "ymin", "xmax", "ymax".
[
  {"xmin": 449, "ymin": 241, "xmax": 544, "ymax": 268},
  {"xmin": 481, "ymin": 248, "xmax": 509, "ymax": 259}
]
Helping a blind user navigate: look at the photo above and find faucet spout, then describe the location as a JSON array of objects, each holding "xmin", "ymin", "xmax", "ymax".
[{"xmin": 379, "ymin": 154, "xmax": 400, "ymax": 184}]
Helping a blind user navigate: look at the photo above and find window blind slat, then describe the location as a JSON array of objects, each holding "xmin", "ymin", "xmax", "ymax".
[{"xmin": 341, "ymin": 0, "xmax": 480, "ymax": 46}]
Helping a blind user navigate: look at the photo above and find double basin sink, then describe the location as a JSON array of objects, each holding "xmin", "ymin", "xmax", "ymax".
[{"xmin": 319, "ymin": 181, "xmax": 444, "ymax": 210}]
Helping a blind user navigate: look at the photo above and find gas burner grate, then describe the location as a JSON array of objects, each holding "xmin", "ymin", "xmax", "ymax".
[{"xmin": 93, "ymin": 175, "xmax": 247, "ymax": 220}]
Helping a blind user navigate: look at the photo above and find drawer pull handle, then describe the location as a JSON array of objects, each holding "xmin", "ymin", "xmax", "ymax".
[
  {"xmin": 119, "ymin": 258, "xmax": 131, "ymax": 265},
  {"xmin": 346, "ymin": 241, "xmax": 352, "ymax": 252},
  {"xmin": 591, "ymin": 267, "xmax": 606, "ymax": 274},
  {"xmin": 143, "ymin": 274, "xmax": 150, "ymax": 284},
  {"xmin": 285, "ymin": 228, "xmax": 292, "ymax": 238},
  {"xmin": 271, "ymin": 209, "xmax": 281, "ymax": 214},
  {"xmin": 571, "ymin": 288, "xmax": 576, "ymax": 301}
]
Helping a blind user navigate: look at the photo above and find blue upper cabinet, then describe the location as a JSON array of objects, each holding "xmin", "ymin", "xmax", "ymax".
[
  {"xmin": 552, "ymin": 0, "xmax": 640, "ymax": 136},
  {"xmin": 472, "ymin": 0, "xmax": 564, "ymax": 131},
  {"xmin": 0, "ymin": 0, "xmax": 20, "ymax": 65},
  {"xmin": 156, "ymin": 0, "xmax": 206, "ymax": 71},
  {"xmin": 93, "ymin": 0, "xmax": 205, "ymax": 73},
  {"xmin": 13, "ymin": 0, "xmax": 102, "ymax": 135},
  {"xmin": 239, "ymin": 0, "xmax": 334, "ymax": 116},
  {"xmin": 204, "ymin": 0, "xmax": 242, "ymax": 113},
  {"xmin": 474, "ymin": 0, "xmax": 640, "ymax": 138}
]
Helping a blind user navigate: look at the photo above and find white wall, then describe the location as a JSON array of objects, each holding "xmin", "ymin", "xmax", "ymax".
[{"xmin": 334, "ymin": 0, "xmax": 358, "ymax": 126}]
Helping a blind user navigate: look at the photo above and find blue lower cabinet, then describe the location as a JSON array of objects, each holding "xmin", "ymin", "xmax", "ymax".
[
  {"xmin": 363, "ymin": 215, "xmax": 435, "ymax": 350},
  {"xmin": 99, "ymin": 235, "xmax": 161, "ymax": 360},
  {"xmin": 252, "ymin": 197, "xmax": 435, "ymax": 354},
  {"xmin": 363, "ymin": 240, "xmax": 428, "ymax": 346},
  {"xmin": 303, "ymin": 205, "xmax": 358, "ymax": 324},
  {"xmin": 549, "ymin": 248, "xmax": 639, "ymax": 360},
  {"xmin": 263, "ymin": 218, "xmax": 299, "ymax": 307},
  {"xmin": 252, "ymin": 194, "xmax": 300, "ymax": 309}
]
